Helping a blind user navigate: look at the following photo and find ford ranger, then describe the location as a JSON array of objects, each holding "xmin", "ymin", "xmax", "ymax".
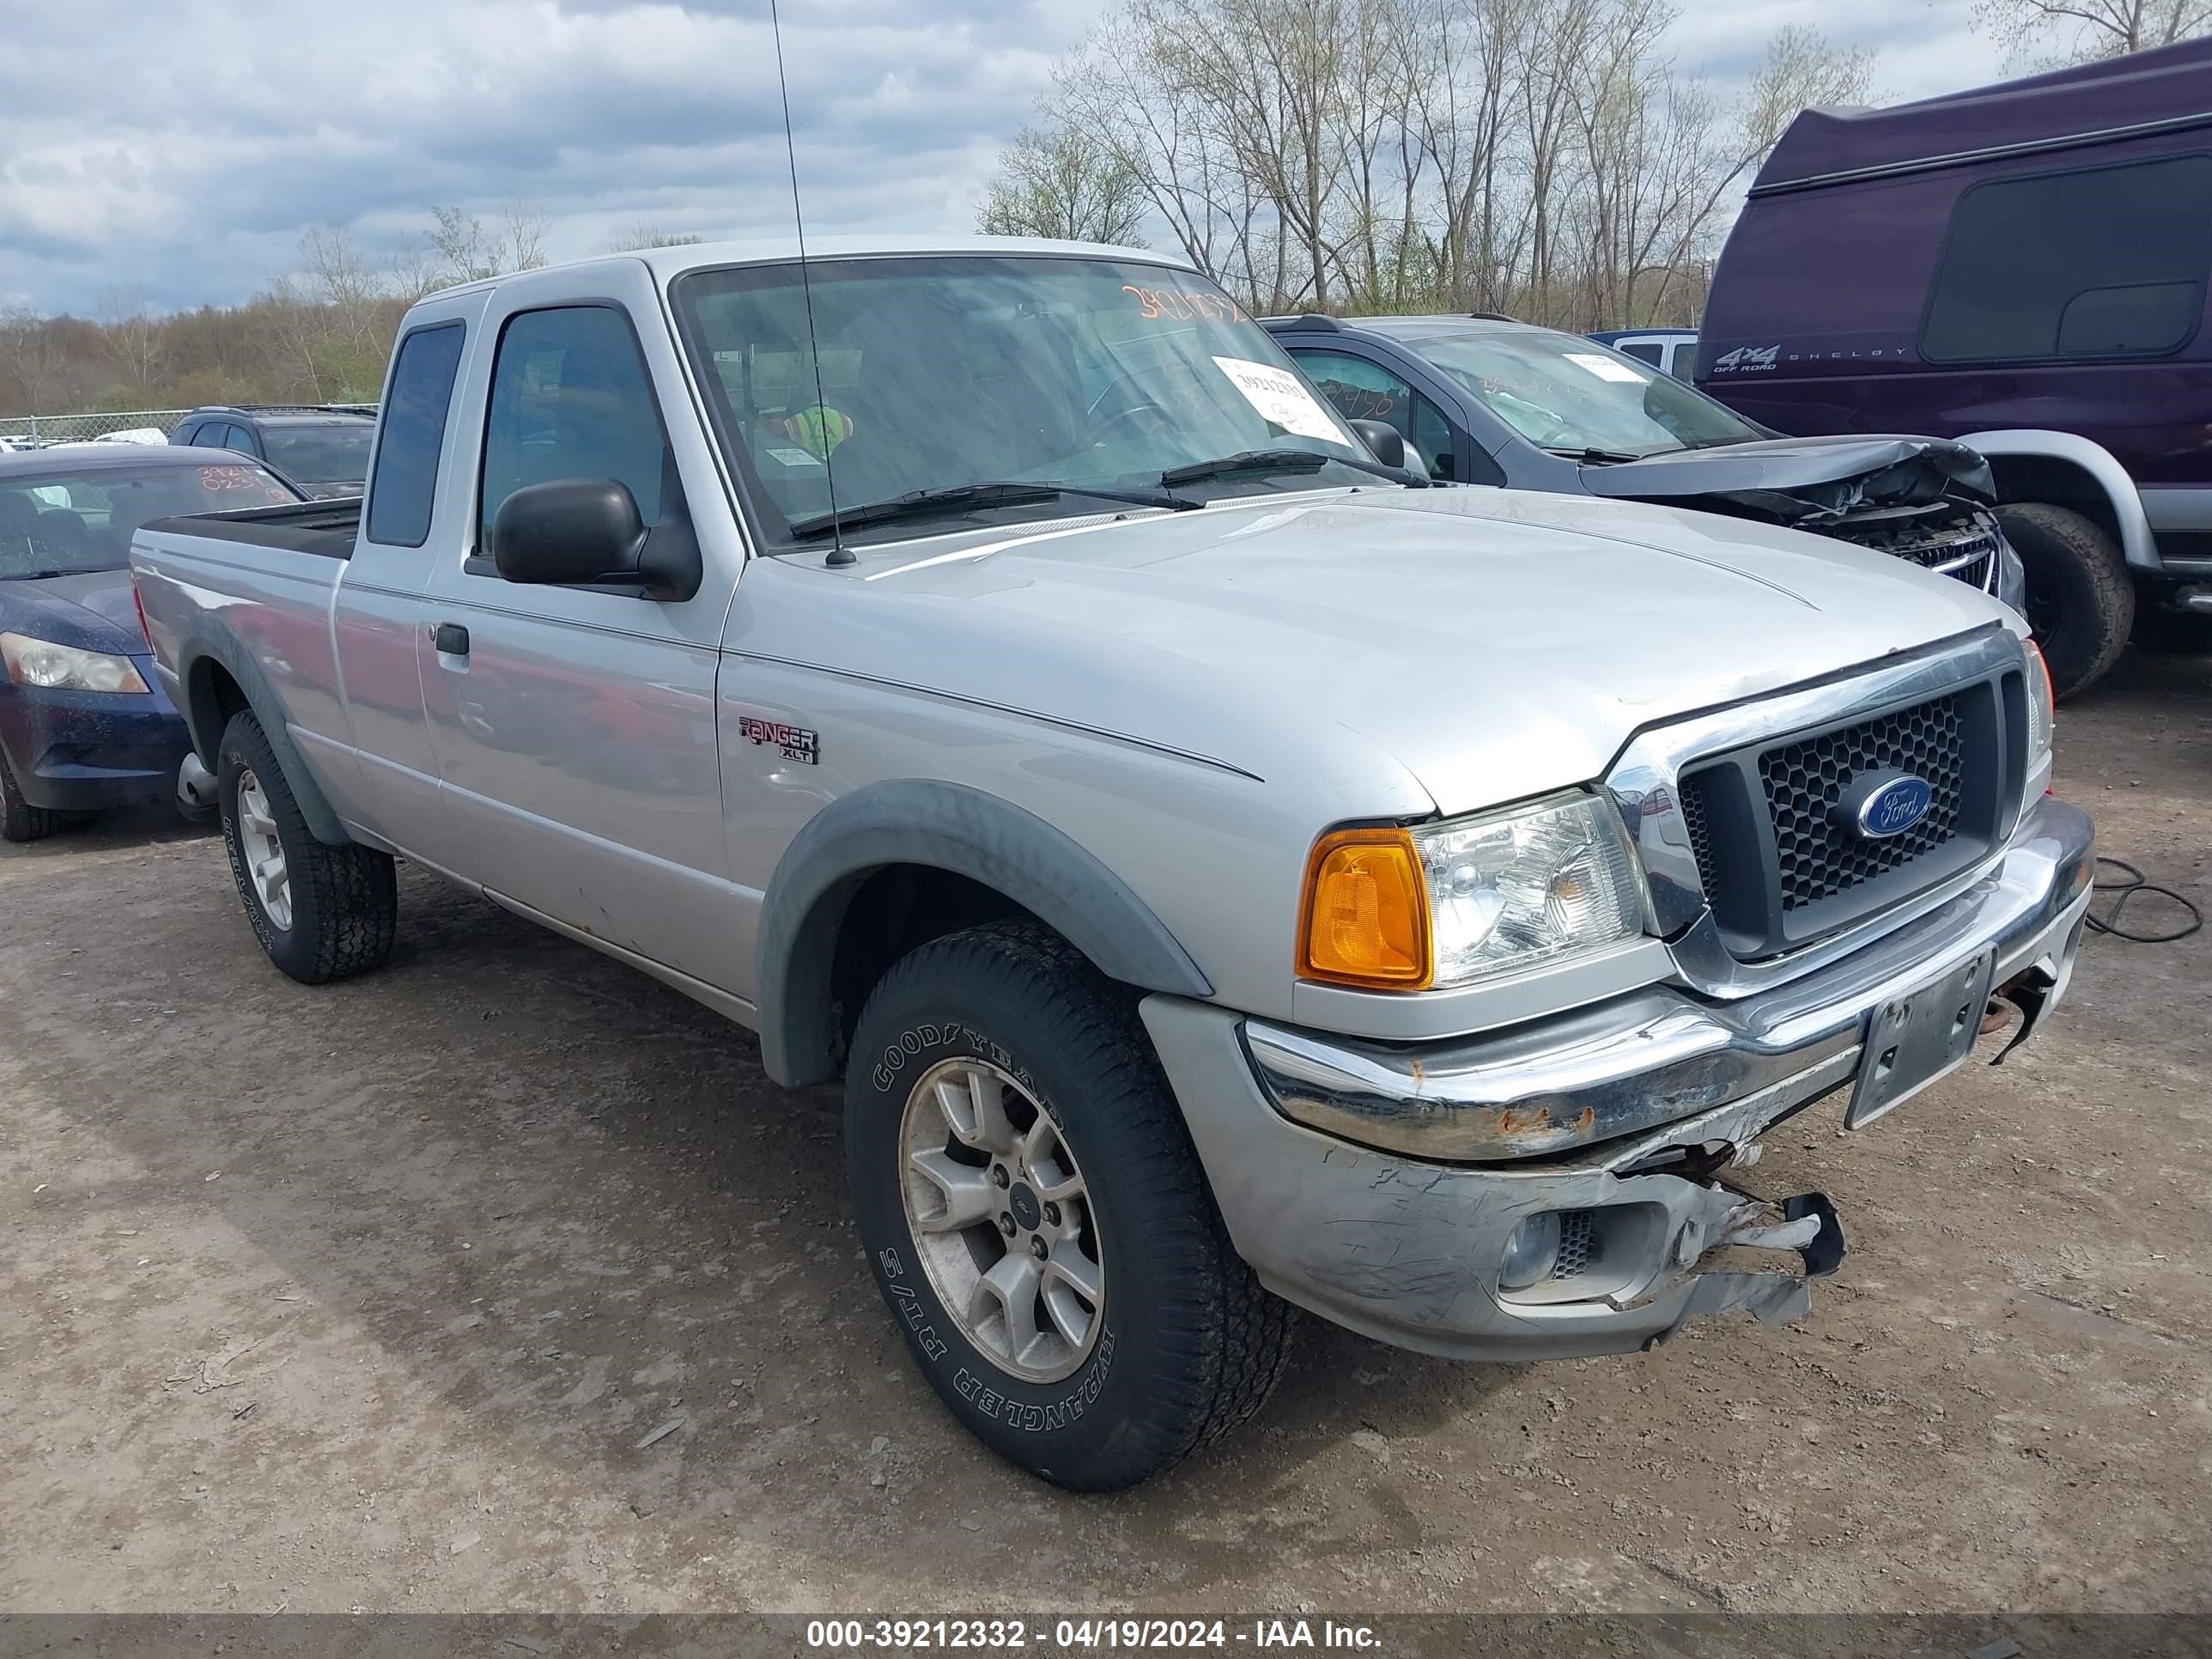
[{"xmin": 130, "ymin": 237, "xmax": 2095, "ymax": 1492}]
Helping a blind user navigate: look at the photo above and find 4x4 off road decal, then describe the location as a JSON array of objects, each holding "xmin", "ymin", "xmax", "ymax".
[{"xmin": 737, "ymin": 714, "xmax": 818, "ymax": 764}]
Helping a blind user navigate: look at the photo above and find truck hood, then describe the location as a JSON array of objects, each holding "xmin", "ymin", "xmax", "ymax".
[
  {"xmin": 755, "ymin": 486, "xmax": 2018, "ymax": 818},
  {"xmin": 1576, "ymin": 435, "xmax": 1995, "ymax": 529},
  {"xmin": 0, "ymin": 568, "xmax": 148, "ymax": 656}
]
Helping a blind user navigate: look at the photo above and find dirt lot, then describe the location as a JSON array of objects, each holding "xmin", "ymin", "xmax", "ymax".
[{"xmin": 2, "ymin": 648, "xmax": 2207, "ymax": 1619}]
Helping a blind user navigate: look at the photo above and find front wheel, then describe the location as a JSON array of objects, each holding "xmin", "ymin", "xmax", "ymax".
[
  {"xmin": 845, "ymin": 920, "xmax": 1295, "ymax": 1491},
  {"xmin": 0, "ymin": 751, "xmax": 64, "ymax": 843},
  {"xmin": 217, "ymin": 710, "xmax": 398, "ymax": 983},
  {"xmin": 1996, "ymin": 501, "xmax": 2135, "ymax": 700}
]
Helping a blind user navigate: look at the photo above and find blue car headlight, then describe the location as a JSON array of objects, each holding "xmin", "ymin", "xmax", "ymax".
[{"xmin": 0, "ymin": 632, "xmax": 149, "ymax": 695}]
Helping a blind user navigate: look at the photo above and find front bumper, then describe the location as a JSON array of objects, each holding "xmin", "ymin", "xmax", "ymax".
[
  {"xmin": 0, "ymin": 666, "xmax": 191, "ymax": 812},
  {"xmin": 1143, "ymin": 795, "xmax": 2094, "ymax": 1362}
]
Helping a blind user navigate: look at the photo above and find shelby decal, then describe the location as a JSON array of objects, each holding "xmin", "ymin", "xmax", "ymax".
[
  {"xmin": 737, "ymin": 714, "xmax": 819, "ymax": 764},
  {"xmin": 957, "ymin": 1329, "xmax": 1115, "ymax": 1432}
]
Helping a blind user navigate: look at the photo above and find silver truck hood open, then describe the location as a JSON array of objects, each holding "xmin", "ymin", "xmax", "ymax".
[{"xmin": 757, "ymin": 485, "xmax": 2020, "ymax": 818}]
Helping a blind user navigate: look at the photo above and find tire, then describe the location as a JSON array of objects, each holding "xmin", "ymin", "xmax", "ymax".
[
  {"xmin": 216, "ymin": 710, "xmax": 397, "ymax": 983},
  {"xmin": 845, "ymin": 919, "xmax": 1295, "ymax": 1491},
  {"xmin": 1996, "ymin": 501, "xmax": 2134, "ymax": 700},
  {"xmin": 0, "ymin": 751, "xmax": 65, "ymax": 843}
]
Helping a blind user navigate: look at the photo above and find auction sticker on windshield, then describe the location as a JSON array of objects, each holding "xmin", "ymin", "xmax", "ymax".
[
  {"xmin": 1211, "ymin": 356, "xmax": 1343, "ymax": 442},
  {"xmin": 1564, "ymin": 352, "xmax": 1649, "ymax": 384}
]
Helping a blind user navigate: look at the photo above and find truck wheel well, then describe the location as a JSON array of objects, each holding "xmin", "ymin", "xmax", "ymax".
[
  {"xmin": 828, "ymin": 865, "xmax": 1036, "ymax": 1052},
  {"xmin": 189, "ymin": 659, "xmax": 250, "ymax": 763},
  {"xmin": 1986, "ymin": 455, "xmax": 2120, "ymax": 552}
]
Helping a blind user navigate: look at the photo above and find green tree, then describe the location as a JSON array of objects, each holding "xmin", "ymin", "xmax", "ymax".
[{"xmin": 977, "ymin": 125, "xmax": 1150, "ymax": 246}]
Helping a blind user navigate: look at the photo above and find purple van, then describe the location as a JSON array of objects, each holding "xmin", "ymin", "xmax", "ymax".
[{"xmin": 1699, "ymin": 40, "xmax": 2212, "ymax": 696}]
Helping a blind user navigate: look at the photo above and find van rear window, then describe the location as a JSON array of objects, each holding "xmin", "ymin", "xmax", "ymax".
[{"xmin": 1921, "ymin": 155, "xmax": 2212, "ymax": 363}]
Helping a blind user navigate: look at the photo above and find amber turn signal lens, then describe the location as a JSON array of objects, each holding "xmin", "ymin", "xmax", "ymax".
[{"xmin": 1297, "ymin": 828, "xmax": 1433, "ymax": 990}]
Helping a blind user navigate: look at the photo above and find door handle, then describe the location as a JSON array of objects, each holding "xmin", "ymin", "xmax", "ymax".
[{"xmin": 434, "ymin": 622, "xmax": 471, "ymax": 657}]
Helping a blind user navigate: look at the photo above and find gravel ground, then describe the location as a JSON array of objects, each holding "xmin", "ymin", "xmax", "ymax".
[{"xmin": 2, "ymin": 647, "xmax": 2206, "ymax": 1618}]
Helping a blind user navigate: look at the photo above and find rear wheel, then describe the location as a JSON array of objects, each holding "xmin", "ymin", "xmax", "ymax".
[
  {"xmin": 1996, "ymin": 501, "xmax": 2134, "ymax": 700},
  {"xmin": 0, "ymin": 752, "xmax": 64, "ymax": 843},
  {"xmin": 217, "ymin": 710, "xmax": 397, "ymax": 983},
  {"xmin": 845, "ymin": 919, "xmax": 1295, "ymax": 1491}
]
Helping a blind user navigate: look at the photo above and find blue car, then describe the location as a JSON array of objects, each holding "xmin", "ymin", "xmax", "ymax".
[{"xmin": 0, "ymin": 445, "xmax": 303, "ymax": 841}]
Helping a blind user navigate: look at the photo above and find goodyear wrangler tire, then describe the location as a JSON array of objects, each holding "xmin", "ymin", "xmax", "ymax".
[
  {"xmin": 845, "ymin": 919, "xmax": 1295, "ymax": 1491},
  {"xmin": 217, "ymin": 710, "xmax": 397, "ymax": 984}
]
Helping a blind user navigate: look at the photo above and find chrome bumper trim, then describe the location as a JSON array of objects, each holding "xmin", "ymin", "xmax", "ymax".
[{"xmin": 1246, "ymin": 795, "xmax": 2094, "ymax": 1162}]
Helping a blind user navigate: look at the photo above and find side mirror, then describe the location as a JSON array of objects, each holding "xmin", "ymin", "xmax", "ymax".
[
  {"xmin": 489, "ymin": 478, "xmax": 702, "ymax": 601},
  {"xmin": 1346, "ymin": 418, "xmax": 1409, "ymax": 471}
]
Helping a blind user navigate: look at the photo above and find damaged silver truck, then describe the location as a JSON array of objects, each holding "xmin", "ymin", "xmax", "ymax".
[{"xmin": 130, "ymin": 238, "xmax": 2096, "ymax": 1490}]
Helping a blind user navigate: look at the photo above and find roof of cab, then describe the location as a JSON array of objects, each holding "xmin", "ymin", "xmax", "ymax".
[
  {"xmin": 422, "ymin": 235, "xmax": 1197, "ymax": 301},
  {"xmin": 1753, "ymin": 35, "xmax": 2212, "ymax": 198}
]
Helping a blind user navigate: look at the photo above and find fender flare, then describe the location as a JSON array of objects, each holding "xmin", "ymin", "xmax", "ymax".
[
  {"xmin": 1960, "ymin": 428, "xmax": 2160, "ymax": 573},
  {"xmin": 176, "ymin": 617, "xmax": 350, "ymax": 846},
  {"xmin": 755, "ymin": 779, "xmax": 1213, "ymax": 1087}
]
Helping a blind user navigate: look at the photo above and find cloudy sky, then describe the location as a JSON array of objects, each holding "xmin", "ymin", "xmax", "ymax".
[{"xmin": 0, "ymin": 0, "xmax": 2004, "ymax": 316}]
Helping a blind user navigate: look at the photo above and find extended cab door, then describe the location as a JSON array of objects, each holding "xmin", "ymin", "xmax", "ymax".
[{"xmin": 416, "ymin": 262, "xmax": 749, "ymax": 993}]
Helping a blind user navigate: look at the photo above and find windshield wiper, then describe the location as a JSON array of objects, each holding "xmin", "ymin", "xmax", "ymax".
[
  {"xmin": 1161, "ymin": 447, "xmax": 1413, "ymax": 488},
  {"xmin": 787, "ymin": 480, "xmax": 1192, "ymax": 541},
  {"xmin": 1541, "ymin": 446, "xmax": 1655, "ymax": 465}
]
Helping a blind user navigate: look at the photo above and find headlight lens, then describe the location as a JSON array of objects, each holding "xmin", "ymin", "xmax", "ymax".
[
  {"xmin": 0, "ymin": 632, "xmax": 149, "ymax": 694},
  {"xmin": 2024, "ymin": 637, "xmax": 2055, "ymax": 775},
  {"xmin": 1412, "ymin": 791, "xmax": 1645, "ymax": 987}
]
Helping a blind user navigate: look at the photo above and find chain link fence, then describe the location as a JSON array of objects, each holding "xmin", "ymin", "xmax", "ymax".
[{"xmin": 0, "ymin": 409, "xmax": 192, "ymax": 447}]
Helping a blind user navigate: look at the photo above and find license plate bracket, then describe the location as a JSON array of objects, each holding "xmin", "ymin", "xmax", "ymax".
[{"xmin": 1847, "ymin": 948, "xmax": 1998, "ymax": 1129}]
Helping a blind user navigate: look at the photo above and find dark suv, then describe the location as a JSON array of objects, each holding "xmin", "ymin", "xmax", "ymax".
[
  {"xmin": 1698, "ymin": 37, "xmax": 2212, "ymax": 696},
  {"xmin": 1265, "ymin": 313, "xmax": 2027, "ymax": 620},
  {"xmin": 171, "ymin": 405, "xmax": 376, "ymax": 499}
]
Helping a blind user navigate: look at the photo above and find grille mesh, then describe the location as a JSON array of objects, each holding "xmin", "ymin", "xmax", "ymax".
[
  {"xmin": 1553, "ymin": 1211, "xmax": 1595, "ymax": 1280},
  {"xmin": 1758, "ymin": 693, "xmax": 1965, "ymax": 911}
]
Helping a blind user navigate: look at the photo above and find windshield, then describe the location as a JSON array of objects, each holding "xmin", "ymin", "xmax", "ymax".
[
  {"xmin": 1380, "ymin": 327, "xmax": 1761, "ymax": 457},
  {"xmin": 0, "ymin": 461, "xmax": 299, "ymax": 577},
  {"xmin": 672, "ymin": 255, "xmax": 1378, "ymax": 545},
  {"xmin": 262, "ymin": 423, "xmax": 374, "ymax": 484}
]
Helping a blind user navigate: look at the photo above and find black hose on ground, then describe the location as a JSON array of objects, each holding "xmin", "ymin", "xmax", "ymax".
[{"xmin": 2085, "ymin": 857, "xmax": 2202, "ymax": 944}]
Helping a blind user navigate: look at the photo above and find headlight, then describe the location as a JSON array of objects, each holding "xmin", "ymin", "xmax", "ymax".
[
  {"xmin": 0, "ymin": 632, "xmax": 149, "ymax": 695},
  {"xmin": 1297, "ymin": 791, "xmax": 1647, "ymax": 992},
  {"xmin": 2024, "ymin": 636, "xmax": 2055, "ymax": 775}
]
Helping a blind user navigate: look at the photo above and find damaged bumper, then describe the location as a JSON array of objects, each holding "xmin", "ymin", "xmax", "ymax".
[{"xmin": 1140, "ymin": 796, "xmax": 2094, "ymax": 1362}]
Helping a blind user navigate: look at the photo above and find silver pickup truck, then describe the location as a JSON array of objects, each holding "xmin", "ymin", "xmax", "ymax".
[{"xmin": 131, "ymin": 236, "xmax": 2095, "ymax": 1492}]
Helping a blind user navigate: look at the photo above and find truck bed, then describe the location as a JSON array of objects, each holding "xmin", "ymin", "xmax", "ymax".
[{"xmin": 141, "ymin": 498, "xmax": 362, "ymax": 562}]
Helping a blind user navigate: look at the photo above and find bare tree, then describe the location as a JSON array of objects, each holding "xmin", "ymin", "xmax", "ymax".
[
  {"xmin": 977, "ymin": 125, "xmax": 1151, "ymax": 246},
  {"xmin": 1973, "ymin": 0, "xmax": 2212, "ymax": 67},
  {"xmin": 422, "ymin": 202, "xmax": 552, "ymax": 290},
  {"xmin": 609, "ymin": 224, "xmax": 706, "ymax": 251},
  {"xmin": 97, "ymin": 288, "xmax": 166, "ymax": 399}
]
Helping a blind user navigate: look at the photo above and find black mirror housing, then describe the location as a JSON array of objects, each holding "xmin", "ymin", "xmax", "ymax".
[
  {"xmin": 489, "ymin": 478, "xmax": 702, "ymax": 600},
  {"xmin": 1346, "ymin": 418, "xmax": 1409, "ymax": 471}
]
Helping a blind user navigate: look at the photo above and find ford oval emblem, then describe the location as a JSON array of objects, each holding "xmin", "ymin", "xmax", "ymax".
[{"xmin": 1840, "ymin": 771, "xmax": 1934, "ymax": 840}]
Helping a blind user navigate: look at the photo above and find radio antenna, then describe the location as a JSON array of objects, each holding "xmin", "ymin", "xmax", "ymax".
[{"xmin": 769, "ymin": 0, "xmax": 850, "ymax": 567}]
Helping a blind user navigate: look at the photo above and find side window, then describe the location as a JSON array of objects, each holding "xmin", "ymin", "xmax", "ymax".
[
  {"xmin": 1923, "ymin": 154, "xmax": 2212, "ymax": 362},
  {"xmin": 366, "ymin": 322, "xmax": 465, "ymax": 547},
  {"xmin": 479, "ymin": 306, "xmax": 670, "ymax": 552},
  {"xmin": 198, "ymin": 423, "xmax": 235, "ymax": 451},
  {"xmin": 1617, "ymin": 341, "xmax": 1663, "ymax": 367},
  {"xmin": 234, "ymin": 424, "xmax": 265, "ymax": 458},
  {"xmin": 1291, "ymin": 348, "xmax": 1466, "ymax": 483}
]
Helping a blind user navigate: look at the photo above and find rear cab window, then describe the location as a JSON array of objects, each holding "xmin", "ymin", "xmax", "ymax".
[
  {"xmin": 1921, "ymin": 154, "xmax": 2212, "ymax": 362},
  {"xmin": 366, "ymin": 323, "xmax": 466, "ymax": 547}
]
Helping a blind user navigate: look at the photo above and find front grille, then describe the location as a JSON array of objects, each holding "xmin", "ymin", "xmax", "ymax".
[
  {"xmin": 1675, "ymin": 673, "xmax": 2014, "ymax": 958},
  {"xmin": 1759, "ymin": 693, "xmax": 1965, "ymax": 910},
  {"xmin": 1828, "ymin": 511, "xmax": 2001, "ymax": 592}
]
